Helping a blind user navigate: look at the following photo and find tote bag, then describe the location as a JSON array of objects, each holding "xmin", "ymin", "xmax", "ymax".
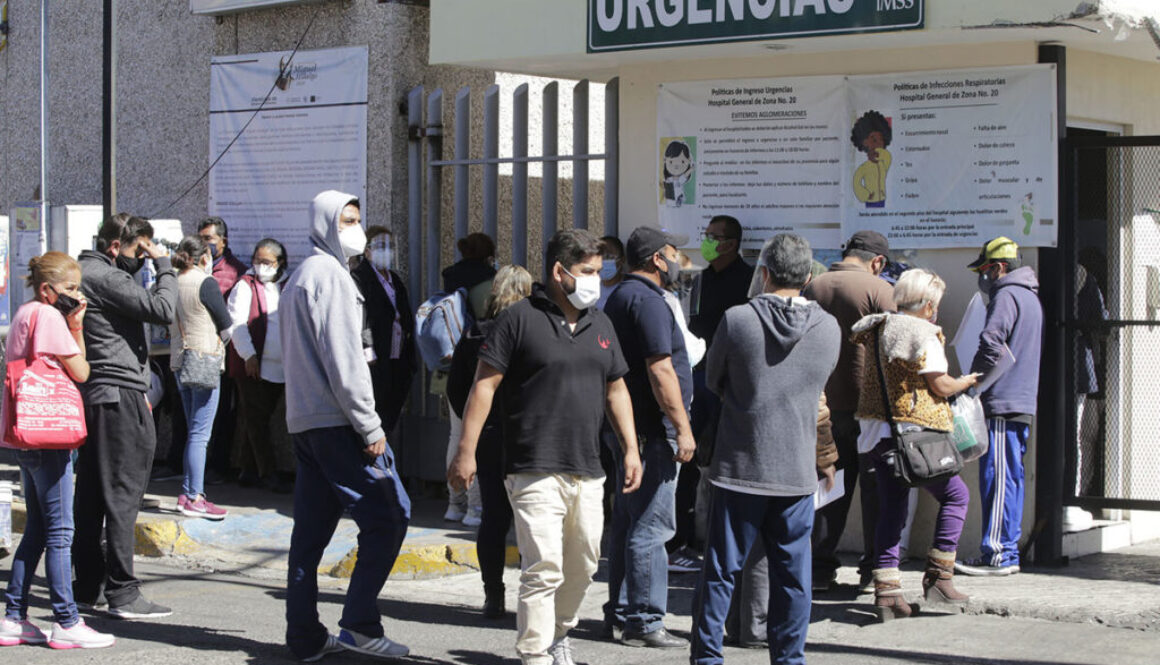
[{"xmin": 3, "ymin": 308, "xmax": 87, "ymax": 450}]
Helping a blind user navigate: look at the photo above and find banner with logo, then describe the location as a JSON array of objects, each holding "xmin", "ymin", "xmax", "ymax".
[
  {"xmin": 656, "ymin": 65, "xmax": 1057, "ymax": 250},
  {"xmin": 208, "ymin": 46, "xmax": 368, "ymax": 266}
]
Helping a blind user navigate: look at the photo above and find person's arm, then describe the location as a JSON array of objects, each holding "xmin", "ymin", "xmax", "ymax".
[
  {"xmin": 199, "ymin": 277, "xmax": 233, "ymax": 336},
  {"xmin": 816, "ymin": 394, "xmax": 836, "ymax": 491},
  {"xmin": 605, "ymin": 377, "xmax": 643, "ymax": 493},
  {"xmin": 100, "ymin": 242, "xmax": 177, "ymax": 325},
  {"xmin": 924, "ymin": 372, "xmax": 979, "ymax": 398},
  {"xmin": 646, "ymin": 355, "xmax": 695, "ymax": 463},
  {"xmin": 970, "ymin": 292, "xmax": 1017, "ymax": 375},
  {"xmin": 448, "ymin": 361, "xmax": 503, "ymax": 490},
  {"xmin": 58, "ymin": 301, "xmax": 90, "ymax": 383}
]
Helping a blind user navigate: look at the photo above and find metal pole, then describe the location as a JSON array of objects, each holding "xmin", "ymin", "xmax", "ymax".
[
  {"xmin": 39, "ymin": 0, "xmax": 49, "ymax": 254},
  {"xmin": 572, "ymin": 80, "xmax": 589, "ymax": 230},
  {"xmin": 604, "ymin": 78, "xmax": 620, "ymax": 239},
  {"xmin": 102, "ymin": 0, "xmax": 117, "ymax": 223},
  {"xmin": 541, "ymin": 82, "xmax": 558, "ymax": 274}
]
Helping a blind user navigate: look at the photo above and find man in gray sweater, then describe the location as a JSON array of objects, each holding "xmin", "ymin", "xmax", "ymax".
[
  {"xmin": 281, "ymin": 191, "xmax": 411, "ymax": 662},
  {"xmin": 690, "ymin": 234, "xmax": 840, "ymax": 665}
]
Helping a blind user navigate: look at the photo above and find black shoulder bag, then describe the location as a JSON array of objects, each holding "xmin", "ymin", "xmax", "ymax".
[{"xmin": 873, "ymin": 327, "xmax": 963, "ymax": 488}]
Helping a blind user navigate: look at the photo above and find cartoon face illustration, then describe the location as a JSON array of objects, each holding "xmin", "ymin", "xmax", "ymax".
[
  {"xmin": 861, "ymin": 131, "xmax": 886, "ymax": 162},
  {"xmin": 661, "ymin": 139, "xmax": 695, "ymax": 208},
  {"xmin": 665, "ymin": 151, "xmax": 691, "ymax": 178},
  {"xmin": 850, "ymin": 111, "xmax": 893, "ymax": 206}
]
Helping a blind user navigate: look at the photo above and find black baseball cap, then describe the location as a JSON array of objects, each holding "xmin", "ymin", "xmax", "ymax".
[
  {"xmin": 843, "ymin": 230, "xmax": 890, "ymax": 257},
  {"xmin": 626, "ymin": 226, "xmax": 689, "ymax": 266}
]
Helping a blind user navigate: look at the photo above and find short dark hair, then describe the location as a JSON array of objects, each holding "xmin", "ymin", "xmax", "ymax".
[
  {"xmin": 173, "ymin": 235, "xmax": 210, "ymax": 271},
  {"xmin": 366, "ymin": 225, "xmax": 391, "ymax": 244},
  {"xmin": 458, "ymin": 233, "xmax": 496, "ymax": 261},
  {"xmin": 760, "ymin": 234, "xmax": 812, "ymax": 289},
  {"xmin": 709, "ymin": 214, "xmax": 742, "ymax": 243},
  {"xmin": 96, "ymin": 213, "xmax": 153, "ymax": 253},
  {"xmin": 851, "ymin": 110, "xmax": 893, "ymax": 153},
  {"xmin": 198, "ymin": 216, "xmax": 228, "ymax": 239},
  {"xmin": 546, "ymin": 229, "xmax": 602, "ymax": 279},
  {"xmin": 600, "ymin": 236, "xmax": 624, "ymax": 260}
]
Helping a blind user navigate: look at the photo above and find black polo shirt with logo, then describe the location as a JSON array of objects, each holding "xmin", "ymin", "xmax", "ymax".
[{"xmin": 479, "ymin": 284, "xmax": 629, "ymax": 478}]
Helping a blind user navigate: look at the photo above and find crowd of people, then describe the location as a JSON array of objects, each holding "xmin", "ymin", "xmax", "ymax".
[{"xmin": 0, "ymin": 189, "xmax": 1044, "ymax": 665}]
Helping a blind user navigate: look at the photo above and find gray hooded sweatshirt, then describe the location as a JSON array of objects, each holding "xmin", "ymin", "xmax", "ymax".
[
  {"xmin": 706, "ymin": 294, "xmax": 840, "ymax": 496},
  {"xmin": 280, "ymin": 190, "xmax": 384, "ymax": 445}
]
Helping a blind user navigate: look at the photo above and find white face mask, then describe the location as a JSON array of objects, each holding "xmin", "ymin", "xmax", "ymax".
[
  {"xmin": 370, "ymin": 247, "xmax": 392, "ymax": 272},
  {"xmin": 562, "ymin": 267, "xmax": 601, "ymax": 310},
  {"xmin": 339, "ymin": 224, "xmax": 367, "ymax": 259},
  {"xmin": 255, "ymin": 264, "xmax": 278, "ymax": 283}
]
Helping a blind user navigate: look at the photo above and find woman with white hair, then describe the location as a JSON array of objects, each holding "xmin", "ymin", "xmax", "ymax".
[{"xmin": 850, "ymin": 268, "xmax": 978, "ymax": 621}]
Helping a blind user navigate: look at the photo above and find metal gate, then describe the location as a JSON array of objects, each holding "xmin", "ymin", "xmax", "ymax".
[
  {"xmin": 397, "ymin": 77, "xmax": 620, "ymax": 481},
  {"xmin": 1066, "ymin": 135, "xmax": 1160, "ymax": 511}
]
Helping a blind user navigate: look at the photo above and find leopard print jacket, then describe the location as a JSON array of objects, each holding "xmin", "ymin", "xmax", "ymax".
[{"xmin": 850, "ymin": 313, "xmax": 953, "ymax": 432}]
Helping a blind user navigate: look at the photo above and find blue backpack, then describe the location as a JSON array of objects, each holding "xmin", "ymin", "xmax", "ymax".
[{"xmin": 414, "ymin": 288, "xmax": 473, "ymax": 371}]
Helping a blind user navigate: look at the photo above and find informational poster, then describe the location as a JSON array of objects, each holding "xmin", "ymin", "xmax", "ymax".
[
  {"xmin": 656, "ymin": 65, "xmax": 1058, "ymax": 250},
  {"xmin": 657, "ymin": 76, "xmax": 848, "ymax": 250},
  {"xmin": 208, "ymin": 46, "xmax": 368, "ymax": 267},
  {"xmin": 10, "ymin": 204, "xmax": 44, "ymax": 322},
  {"xmin": 845, "ymin": 65, "xmax": 1057, "ymax": 248}
]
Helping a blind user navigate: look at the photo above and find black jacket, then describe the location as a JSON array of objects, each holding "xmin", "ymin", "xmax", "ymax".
[
  {"xmin": 78, "ymin": 250, "xmax": 177, "ymax": 394},
  {"xmin": 350, "ymin": 258, "xmax": 417, "ymax": 432}
]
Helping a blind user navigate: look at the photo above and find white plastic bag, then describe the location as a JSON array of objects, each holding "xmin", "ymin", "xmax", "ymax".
[{"xmin": 949, "ymin": 392, "xmax": 988, "ymax": 463}]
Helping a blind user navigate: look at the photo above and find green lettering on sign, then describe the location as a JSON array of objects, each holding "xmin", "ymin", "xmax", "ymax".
[{"xmin": 588, "ymin": 0, "xmax": 923, "ymax": 52}]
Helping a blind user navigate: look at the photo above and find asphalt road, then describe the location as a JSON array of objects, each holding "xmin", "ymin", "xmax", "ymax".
[{"xmin": 0, "ymin": 558, "xmax": 1152, "ymax": 665}]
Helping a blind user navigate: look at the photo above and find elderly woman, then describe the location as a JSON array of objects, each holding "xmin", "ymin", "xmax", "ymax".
[{"xmin": 850, "ymin": 268, "xmax": 978, "ymax": 621}]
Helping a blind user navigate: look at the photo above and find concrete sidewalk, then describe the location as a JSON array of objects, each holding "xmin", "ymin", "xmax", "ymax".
[
  {"xmin": 3, "ymin": 461, "xmax": 1158, "ymax": 634},
  {"xmin": 1, "ymin": 462, "xmax": 516, "ymax": 581}
]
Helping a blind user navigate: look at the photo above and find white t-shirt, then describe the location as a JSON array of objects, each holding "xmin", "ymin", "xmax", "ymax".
[{"xmin": 857, "ymin": 334, "xmax": 948, "ymax": 454}]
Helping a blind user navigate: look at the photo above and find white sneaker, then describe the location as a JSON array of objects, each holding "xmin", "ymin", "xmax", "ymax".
[
  {"xmin": 337, "ymin": 629, "xmax": 409, "ymax": 659},
  {"xmin": 47, "ymin": 619, "xmax": 115, "ymax": 649},
  {"xmin": 1063, "ymin": 506, "xmax": 1094, "ymax": 532},
  {"xmin": 0, "ymin": 618, "xmax": 47, "ymax": 646},
  {"xmin": 548, "ymin": 636, "xmax": 576, "ymax": 665},
  {"xmin": 462, "ymin": 507, "xmax": 483, "ymax": 527},
  {"xmin": 443, "ymin": 504, "xmax": 467, "ymax": 522}
]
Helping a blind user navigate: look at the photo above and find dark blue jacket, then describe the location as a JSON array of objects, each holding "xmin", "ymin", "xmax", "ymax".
[{"xmin": 971, "ymin": 266, "xmax": 1043, "ymax": 416}]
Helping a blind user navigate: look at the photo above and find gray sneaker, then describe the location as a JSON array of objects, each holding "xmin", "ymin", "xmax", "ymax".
[
  {"xmin": 954, "ymin": 556, "xmax": 1020, "ymax": 577},
  {"xmin": 337, "ymin": 629, "xmax": 409, "ymax": 659},
  {"xmin": 107, "ymin": 596, "xmax": 173, "ymax": 620},
  {"xmin": 301, "ymin": 633, "xmax": 344, "ymax": 662},
  {"xmin": 548, "ymin": 637, "xmax": 576, "ymax": 665}
]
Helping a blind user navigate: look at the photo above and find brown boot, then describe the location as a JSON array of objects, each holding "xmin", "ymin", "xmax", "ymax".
[
  {"xmin": 873, "ymin": 568, "xmax": 915, "ymax": 622},
  {"xmin": 922, "ymin": 549, "xmax": 970, "ymax": 606}
]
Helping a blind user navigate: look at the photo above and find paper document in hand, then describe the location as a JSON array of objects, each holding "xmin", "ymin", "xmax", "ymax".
[
  {"xmin": 814, "ymin": 469, "xmax": 845, "ymax": 510},
  {"xmin": 951, "ymin": 292, "xmax": 987, "ymax": 374},
  {"xmin": 976, "ymin": 344, "xmax": 1016, "ymax": 394}
]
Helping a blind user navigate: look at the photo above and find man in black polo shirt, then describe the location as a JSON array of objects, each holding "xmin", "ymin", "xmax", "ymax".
[
  {"xmin": 449, "ymin": 229, "xmax": 642, "ymax": 665},
  {"xmin": 669, "ymin": 215, "xmax": 755, "ymax": 569},
  {"xmin": 601, "ymin": 226, "xmax": 695, "ymax": 649}
]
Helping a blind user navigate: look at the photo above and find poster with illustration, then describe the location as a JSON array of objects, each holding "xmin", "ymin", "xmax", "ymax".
[
  {"xmin": 660, "ymin": 137, "xmax": 696, "ymax": 207},
  {"xmin": 850, "ymin": 110, "xmax": 893, "ymax": 208}
]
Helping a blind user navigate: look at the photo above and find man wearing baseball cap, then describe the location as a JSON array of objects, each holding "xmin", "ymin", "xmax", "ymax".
[
  {"xmin": 601, "ymin": 226, "xmax": 695, "ymax": 649},
  {"xmin": 800, "ymin": 230, "xmax": 895, "ymax": 595},
  {"xmin": 957, "ymin": 236, "xmax": 1043, "ymax": 577}
]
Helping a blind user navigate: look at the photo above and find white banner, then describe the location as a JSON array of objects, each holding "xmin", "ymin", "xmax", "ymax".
[
  {"xmin": 655, "ymin": 65, "xmax": 1058, "ymax": 250},
  {"xmin": 208, "ymin": 46, "xmax": 368, "ymax": 267},
  {"xmin": 845, "ymin": 65, "xmax": 1057, "ymax": 248},
  {"xmin": 657, "ymin": 77, "xmax": 848, "ymax": 250}
]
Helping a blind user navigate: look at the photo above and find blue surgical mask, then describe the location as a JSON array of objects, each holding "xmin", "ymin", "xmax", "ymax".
[{"xmin": 600, "ymin": 259, "xmax": 619, "ymax": 281}]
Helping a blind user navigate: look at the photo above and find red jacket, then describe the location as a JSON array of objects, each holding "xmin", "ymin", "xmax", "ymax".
[{"xmin": 212, "ymin": 249, "xmax": 248, "ymax": 296}]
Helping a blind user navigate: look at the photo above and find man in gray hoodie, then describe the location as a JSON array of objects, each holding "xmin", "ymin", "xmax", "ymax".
[
  {"xmin": 690, "ymin": 234, "xmax": 839, "ymax": 665},
  {"xmin": 281, "ymin": 191, "xmax": 411, "ymax": 662}
]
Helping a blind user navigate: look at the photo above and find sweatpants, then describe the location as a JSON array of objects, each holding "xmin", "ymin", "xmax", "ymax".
[{"xmin": 977, "ymin": 416, "xmax": 1030, "ymax": 567}]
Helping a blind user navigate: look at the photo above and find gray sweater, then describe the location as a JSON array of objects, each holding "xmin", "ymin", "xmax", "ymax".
[
  {"xmin": 280, "ymin": 190, "xmax": 383, "ymax": 445},
  {"xmin": 706, "ymin": 294, "xmax": 840, "ymax": 496}
]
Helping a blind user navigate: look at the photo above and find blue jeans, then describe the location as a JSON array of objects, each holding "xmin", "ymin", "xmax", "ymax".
[
  {"xmin": 603, "ymin": 435, "xmax": 679, "ymax": 634},
  {"xmin": 177, "ymin": 377, "xmax": 221, "ymax": 498},
  {"xmin": 691, "ymin": 487, "xmax": 813, "ymax": 665},
  {"xmin": 5, "ymin": 449, "xmax": 79, "ymax": 627},
  {"xmin": 285, "ymin": 426, "xmax": 411, "ymax": 660}
]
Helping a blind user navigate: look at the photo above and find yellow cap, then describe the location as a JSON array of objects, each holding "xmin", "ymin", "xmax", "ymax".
[{"xmin": 968, "ymin": 236, "xmax": 1018, "ymax": 272}]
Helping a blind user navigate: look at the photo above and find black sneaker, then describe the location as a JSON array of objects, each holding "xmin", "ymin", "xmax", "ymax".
[
  {"xmin": 620, "ymin": 627, "xmax": 688, "ymax": 649},
  {"xmin": 108, "ymin": 596, "xmax": 173, "ymax": 620}
]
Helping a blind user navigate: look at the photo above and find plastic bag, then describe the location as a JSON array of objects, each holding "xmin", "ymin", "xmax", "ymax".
[{"xmin": 949, "ymin": 392, "xmax": 988, "ymax": 463}]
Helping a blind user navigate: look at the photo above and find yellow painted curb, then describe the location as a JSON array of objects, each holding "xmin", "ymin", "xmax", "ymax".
[
  {"xmin": 135, "ymin": 520, "xmax": 181, "ymax": 557},
  {"xmin": 327, "ymin": 544, "xmax": 520, "ymax": 580}
]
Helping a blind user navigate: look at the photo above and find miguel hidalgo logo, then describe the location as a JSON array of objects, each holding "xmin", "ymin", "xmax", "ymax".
[{"xmin": 598, "ymin": 335, "xmax": 611, "ymax": 350}]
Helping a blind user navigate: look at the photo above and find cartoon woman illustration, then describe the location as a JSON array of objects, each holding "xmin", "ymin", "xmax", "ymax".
[
  {"xmin": 662, "ymin": 139, "xmax": 694, "ymax": 208},
  {"xmin": 851, "ymin": 110, "xmax": 892, "ymax": 208}
]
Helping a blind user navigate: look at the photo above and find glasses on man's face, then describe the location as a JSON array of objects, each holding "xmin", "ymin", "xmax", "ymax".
[{"xmin": 701, "ymin": 232, "xmax": 732, "ymax": 242}]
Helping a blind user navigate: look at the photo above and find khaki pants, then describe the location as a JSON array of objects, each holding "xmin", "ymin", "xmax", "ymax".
[{"xmin": 506, "ymin": 472, "xmax": 604, "ymax": 665}]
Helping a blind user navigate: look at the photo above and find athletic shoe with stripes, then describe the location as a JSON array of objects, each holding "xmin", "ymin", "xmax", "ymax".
[
  {"xmin": 337, "ymin": 629, "xmax": 409, "ymax": 659},
  {"xmin": 47, "ymin": 619, "xmax": 115, "ymax": 649},
  {"xmin": 954, "ymin": 555, "xmax": 1020, "ymax": 577},
  {"xmin": 301, "ymin": 633, "xmax": 344, "ymax": 662},
  {"xmin": 0, "ymin": 618, "xmax": 47, "ymax": 646}
]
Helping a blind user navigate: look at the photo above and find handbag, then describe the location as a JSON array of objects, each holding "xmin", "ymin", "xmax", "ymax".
[
  {"xmin": 3, "ymin": 307, "xmax": 88, "ymax": 450},
  {"xmin": 872, "ymin": 327, "xmax": 963, "ymax": 488},
  {"xmin": 176, "ymin": 314, "xmax": 223, "ymax": 391}
]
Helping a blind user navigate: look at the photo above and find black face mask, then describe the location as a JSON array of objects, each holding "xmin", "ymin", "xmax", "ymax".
[
  {"xmin": 51, "ymin": 288, "xmax": 81, "ymax": 317},
  {"xmin": 116, "ymin": 254, "xmax": 143, "ymax": 275}
]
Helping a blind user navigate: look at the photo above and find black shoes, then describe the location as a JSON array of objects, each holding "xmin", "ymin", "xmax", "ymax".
[
  {"xmin": 620, "ymin": 627, "xmax": 688, "ymax": 649},
  {"xmin": 482, "ymin": 590, "xmax": 506, "ymax": 619}
]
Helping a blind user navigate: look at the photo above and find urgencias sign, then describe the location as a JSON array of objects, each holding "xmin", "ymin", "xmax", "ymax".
[{"xmin": 588, "ymin": 0, "xmax": 923, "ymax": 52}]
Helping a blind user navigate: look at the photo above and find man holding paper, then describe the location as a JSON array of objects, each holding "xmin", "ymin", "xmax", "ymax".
[{"xmin": 957, "ymin": 237, "xmax": 1043, "ymax": 577}]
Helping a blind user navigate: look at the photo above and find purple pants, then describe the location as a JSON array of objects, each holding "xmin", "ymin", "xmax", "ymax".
[{"xmin": 871, "ymin": 439, "xmax": 969, "ymax": 569}]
